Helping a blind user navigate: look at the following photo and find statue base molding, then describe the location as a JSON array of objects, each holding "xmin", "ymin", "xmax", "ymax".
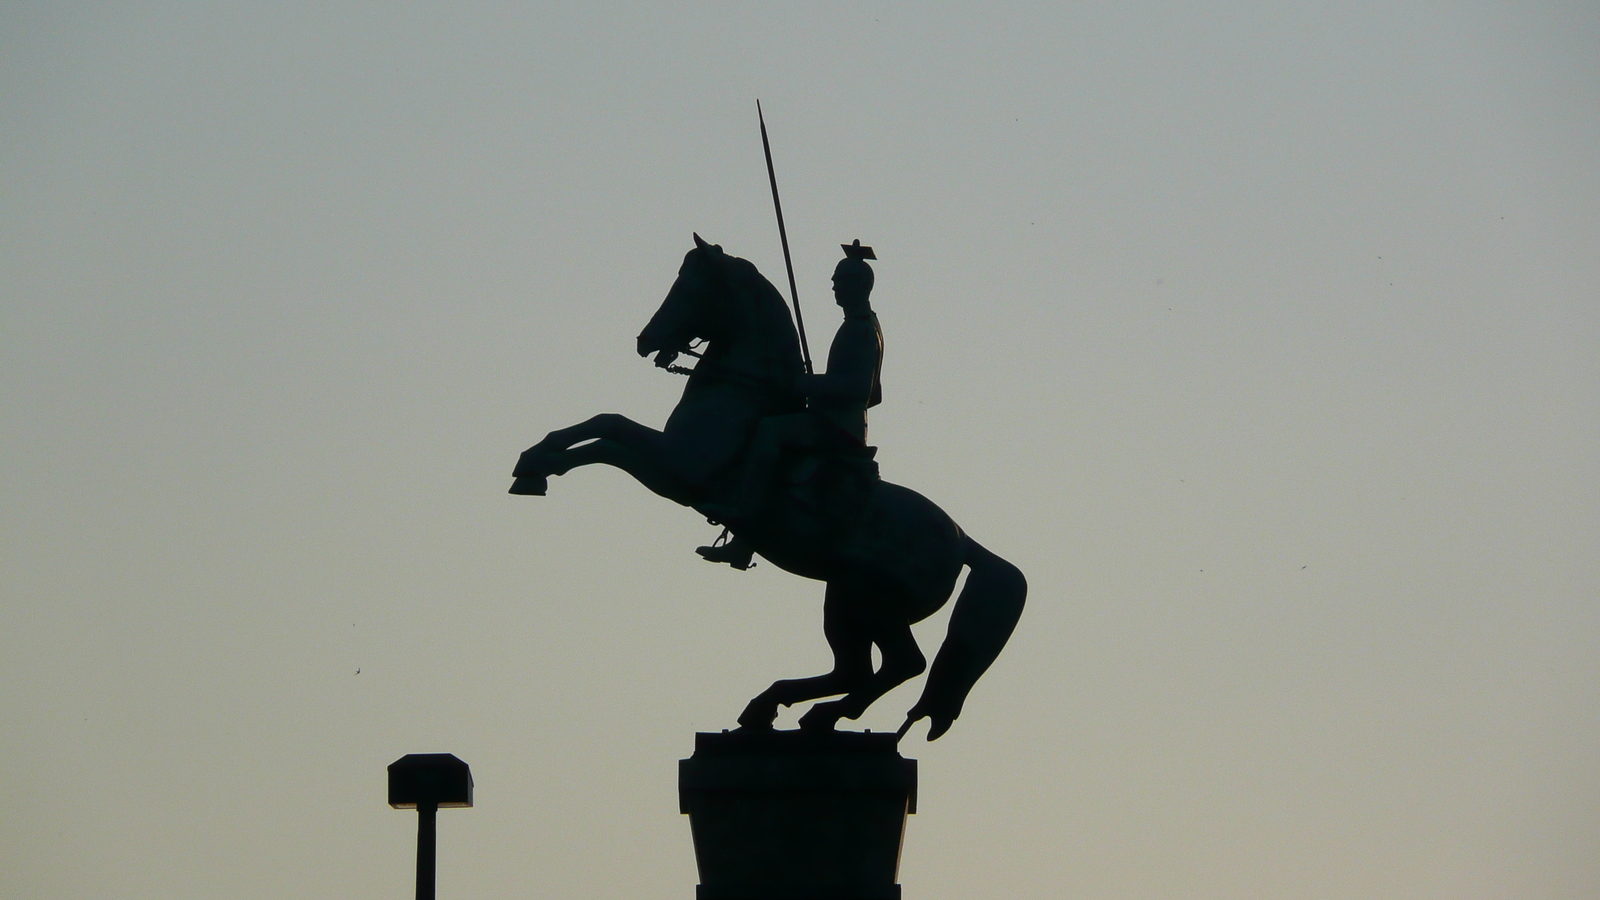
[{"xmin": 680, "ymin": 729, "xmax": 916, "ymax": 900}]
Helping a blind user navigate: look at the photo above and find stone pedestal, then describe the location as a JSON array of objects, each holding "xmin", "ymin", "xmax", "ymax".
[{"xmin": 679, "ymin": 729, "xmax": 916, "ymax": 900}]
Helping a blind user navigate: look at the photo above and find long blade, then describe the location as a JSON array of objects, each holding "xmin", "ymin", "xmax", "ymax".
[{"xmin": 758, "ymin": 100, "xmax": 813, "ymax": 374}]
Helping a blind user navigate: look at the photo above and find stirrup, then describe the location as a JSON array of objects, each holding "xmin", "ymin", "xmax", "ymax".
[{"xmin": 695, "ymin": 528, "xmax": 755, "ymax": 570}]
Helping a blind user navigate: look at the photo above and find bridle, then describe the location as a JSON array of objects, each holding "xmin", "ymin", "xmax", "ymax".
[
  {"xmin": 661, "ymin": 339, "xmax": 704, "ymax": 376},
  {"xmin": 653, "ymin": 253, "xmax": 794, "ymax": 398},
  {"xmin": 653, "ymin": 250, "xmax": 725, "ymax": 376}
]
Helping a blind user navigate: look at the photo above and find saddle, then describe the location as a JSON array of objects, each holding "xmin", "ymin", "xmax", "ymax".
[{"xmin": 779, "ymin": 444, "xmax": 880, "ymax": 534}]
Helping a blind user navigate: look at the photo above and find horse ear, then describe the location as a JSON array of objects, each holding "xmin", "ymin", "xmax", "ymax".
[{"xmin": 693, "ymin": 233, "xmax": 710, "ymax": 251}]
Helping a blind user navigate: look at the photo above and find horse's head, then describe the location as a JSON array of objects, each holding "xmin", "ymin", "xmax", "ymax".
[
  {"xmin": 638, "ymin": 235, "xmax": 805, "ymax": 399},
  {"xmin": 637, "ymin": 233, "xmax": 727, "ymax": 369}
]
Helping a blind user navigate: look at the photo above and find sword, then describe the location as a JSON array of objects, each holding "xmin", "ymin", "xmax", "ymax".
[{"xmin": 758, "ymin": 100, "xmax": 814, "ymax": 375}]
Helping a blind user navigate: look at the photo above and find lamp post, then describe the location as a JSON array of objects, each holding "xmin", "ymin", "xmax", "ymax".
[{"xmin": 388, "ymin": 753, "xmax": 473, "ymax": 900}]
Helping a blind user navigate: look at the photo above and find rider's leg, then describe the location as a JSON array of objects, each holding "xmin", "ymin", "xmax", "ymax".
[
  {"xmin": 738, "ymin": 579, "xmax": 874, "ymax": 728},
  {"xmin": 696, "ymin": 413, "xmax": 816, "ymax": 568},
  {"xmin": 714, "ymin": 412, "xmax": 816, "ymax": 524}
]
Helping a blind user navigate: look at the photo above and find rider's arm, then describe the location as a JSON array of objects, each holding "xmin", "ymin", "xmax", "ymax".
[{"xmin": 794, "ymin": 317, "xmax": 878, "ymax": 407}]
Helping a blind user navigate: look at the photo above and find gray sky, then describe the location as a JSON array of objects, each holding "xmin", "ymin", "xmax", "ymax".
[{"xmin": 3, "ymin": 3, "xmax": 1597, "ymax": 898}]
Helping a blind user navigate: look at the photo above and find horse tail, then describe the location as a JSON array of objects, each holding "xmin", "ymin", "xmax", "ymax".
[{"xmin": 906, "ymin": 533, "xmax": 1027, "ymax": 740}]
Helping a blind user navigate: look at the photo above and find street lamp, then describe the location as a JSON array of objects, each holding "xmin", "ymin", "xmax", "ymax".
[{"xmin": 388, "ymin": 753, "xmax": 473, "ymax": 900}]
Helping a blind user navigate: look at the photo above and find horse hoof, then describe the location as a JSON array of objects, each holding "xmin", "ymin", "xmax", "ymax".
[
  {"xmin": 513, "ymin": 446, "xmax": 558, "ymax": 478},
  {"xmin": 797, "ymin": 705, "xmax": 845, "ymax": 733},
  {"xmin": 509, "ymin": 475, "xmax": 548, "ymax": 495},
  {"xmin": 737, "ymin": 699, "xmax": 779, "ymax": 730}
]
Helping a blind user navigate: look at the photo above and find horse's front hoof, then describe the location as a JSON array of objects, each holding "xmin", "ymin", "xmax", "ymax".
[
  {"xmin": 514, "ymin": 445, "xmax": 559, "ymax": 478},
  {"xmin": 509, "ymin": 475, "xmax": 548, "ymax": 495}
]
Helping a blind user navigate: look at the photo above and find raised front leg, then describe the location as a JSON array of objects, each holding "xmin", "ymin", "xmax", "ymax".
[
  {"xmin": 518, "ymin": 413, "xmax": 660, "ymax": 465},
  {"xmin": 512, "ymin": 414, "xmax": 684, "ymax": 500}
]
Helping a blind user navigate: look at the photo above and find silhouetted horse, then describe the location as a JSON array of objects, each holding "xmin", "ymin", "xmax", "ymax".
[{"xmin": 512, "ymin": 236, "xmax": 1024, "ymax": 739}]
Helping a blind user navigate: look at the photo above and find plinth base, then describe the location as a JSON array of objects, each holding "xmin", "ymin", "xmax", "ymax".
[
  {"xmin": 680, "ymin": 729, "xmax": 916, "ymax": 900},
  {"xmin": 696, "ymin": 888, "xmax": 899, "ymax": 900}
]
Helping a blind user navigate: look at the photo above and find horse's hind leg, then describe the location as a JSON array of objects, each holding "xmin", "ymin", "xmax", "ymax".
[
  {"xmin": 737, "ymin": 577, "xmax": 927, "ymax": 732},
  {"xmin": 737, "ymin": 580, "xmax": 874, "ymax": 729},
  {"xmin": 797, "ymin": 603, "xmax": 925, "ymax": 732}
]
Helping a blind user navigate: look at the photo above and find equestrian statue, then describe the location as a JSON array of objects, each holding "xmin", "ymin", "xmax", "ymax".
[{"xmin": 509, "ymin": 235, "xmax": 1025, "ymax": 741}]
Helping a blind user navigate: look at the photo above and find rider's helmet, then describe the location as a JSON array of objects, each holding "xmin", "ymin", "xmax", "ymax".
[{"xmin": 833, "ymin": 240, "xmax": 875, "ymax": 300}]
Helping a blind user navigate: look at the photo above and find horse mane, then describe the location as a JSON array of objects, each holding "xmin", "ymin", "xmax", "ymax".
[{"xmin": 707, "ymin": 250, "xmax": 806, "ymax": 378}]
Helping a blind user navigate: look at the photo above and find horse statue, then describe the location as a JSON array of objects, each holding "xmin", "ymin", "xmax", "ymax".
[{"xmin": 511, "ymin": 236, "xmax": 1025, "ymax": 740}]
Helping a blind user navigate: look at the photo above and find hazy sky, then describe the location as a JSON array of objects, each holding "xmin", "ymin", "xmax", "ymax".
[{"xmin": 3, "ymin": 3, "xmax": 1596, "ymax": 898}]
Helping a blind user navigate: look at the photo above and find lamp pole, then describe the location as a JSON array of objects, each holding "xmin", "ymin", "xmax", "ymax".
[
  {"xmin": 415, "ymin": 799, "xmax": 438, "ymax": 900},
  {"xmin": 388, "ymin": 754, "xmax": 473, "ymax": 900}
]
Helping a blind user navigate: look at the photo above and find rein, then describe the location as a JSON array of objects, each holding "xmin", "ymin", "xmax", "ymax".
[
  {"xmin": 663, "ymin": 340, "xmax": 705, "ymax": 375},
  {"xmin": 654, "ymin": 246, "xmax": 801, "ymax": 401},
  {"xmin": 665, "ymin": 353, "xmax": 783, "ymax": 395}
]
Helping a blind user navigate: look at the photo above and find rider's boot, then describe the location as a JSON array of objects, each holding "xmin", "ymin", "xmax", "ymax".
[{"xmin": 696, "ymin": 534, "xmax": 756, "ymax": 570}]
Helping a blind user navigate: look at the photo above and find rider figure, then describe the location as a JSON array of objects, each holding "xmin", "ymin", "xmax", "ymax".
[{"xmin": 698, "ymin": 240, "xmax": 883, "ymax": 569}]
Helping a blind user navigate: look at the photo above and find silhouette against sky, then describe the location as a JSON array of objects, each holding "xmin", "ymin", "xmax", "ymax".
[
  {"xmin": 3, "ymin": 4, "xmax": 1597, "ymax": 899},
  {"xmin": 514, "ymin": 236, "xmax": 1025, "ymax": 741}
]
